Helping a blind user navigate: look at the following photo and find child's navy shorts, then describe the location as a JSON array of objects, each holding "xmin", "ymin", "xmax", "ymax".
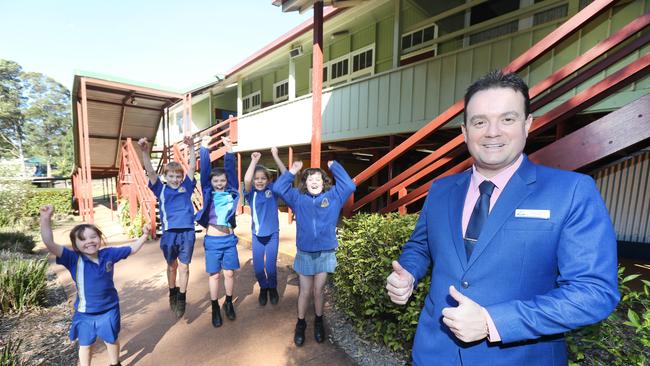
[
  {"xmin": 70, "ymin": 306, "xmax": 120, "ymax": 346},
  {"xmin": 160, "ymin": 228, "xmax": 196, "ymax": 264},
  {"xmin": 204, "ymin": 234, "xmax": 240, "ymax": 274}
]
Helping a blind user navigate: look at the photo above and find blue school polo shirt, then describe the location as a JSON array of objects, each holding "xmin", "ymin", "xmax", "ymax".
[
  {"xmin": 244, "ymin": 182, "xmax": 279, "ymax": 237},
  {"xmin": 149, "ymin": 176, "xmax": 196, "ymax": 231},
  {"xmin": 56, "ymin": 246, "xmax": 131, "ymax": 313}
]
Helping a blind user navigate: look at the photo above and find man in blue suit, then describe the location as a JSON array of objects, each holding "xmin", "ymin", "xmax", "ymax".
[{"xmin": 386, "ymin": 71, "xmax": 619, "ymax": 365}]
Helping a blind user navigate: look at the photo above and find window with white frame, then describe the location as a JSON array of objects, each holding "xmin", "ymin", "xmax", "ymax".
[
  {"xmin": 350, "ymin": 45, "xmax": 374, "ymax": 78},
  {"xmin": 329, "ymin": 55, "xmax": 349, "ymax": 84},
  {"xmin": 273, "ymin": 79, "xmax": 289, "ymax": 103},
  {"xmin": 242, "ymin": 91, "xmax": 261, "ymax": 113},
  {"xmin": 401, "ymin": 23, "xmax": 438, "ymax": 54}
]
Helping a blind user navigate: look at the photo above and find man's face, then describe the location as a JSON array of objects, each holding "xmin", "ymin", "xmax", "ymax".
[
  {"xmin": 462, "ymin": 87, "xmax": 532, "ymax": 178},
  {"xmin": 211, "ymin": 174, "xmax": 227, "ymax": 192},
  {"xmin": 164, "ymin": 171, "xmax": 183, "ymax": 189}
]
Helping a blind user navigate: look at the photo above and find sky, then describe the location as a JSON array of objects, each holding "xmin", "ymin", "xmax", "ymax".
[{"xmin": 0, "ymin": 1, "xmax": 313, "ymax": 91}]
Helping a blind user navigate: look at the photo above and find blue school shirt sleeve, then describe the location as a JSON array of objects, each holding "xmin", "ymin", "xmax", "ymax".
[
  {"xmin": 104, "ymin": 246, "xmax": 133, "ymax": 262},
  {"xmin": 329, "ymin": 160, "xmax": 356, "ymax": 203},
  {"xmin": 181, "ymin": 175, "xmax": 196, "ymax": 192},
  {"xmin": 55, "ymin": 247, "xmax": 79, "ymax": 270},
  {"xmin": 272, "ymin": 171, "xmax": 300, "ymax": 209},
  {"xmin": 224, "ymin": 152, "xmax": 238, "ymax": 191},
  {"xmin": 148, "ymin": 177, "xmax": 163, "ymax": 196},
  {"xmin": 200, "ymin": 146, "xmax": 212, "ymax": 189}
]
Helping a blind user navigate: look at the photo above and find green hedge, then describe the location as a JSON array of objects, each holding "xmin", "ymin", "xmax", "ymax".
[
  {"xmin": 24, "ymin": 188, "xmax": 72, "ymax": 217},
  {"xmin": 0, "ymin": 338, "xmax": 24, "ymax": 366},
  {"xmin": 334, "ymin": 213, "xmax": 429, "ymax": 353},
  {"xmin": 334, "ymin": 213, "xmax": 650, "ymax": 364},
  {"xmin": 117, "ymin": 199, "xmax": 144, "ymax": 238},
  {"xmin": 0, "ymin": 181, "xmax": 30, "ymax": 227},
  {"xmin": 0, "ymin": 252, "xmax": 48, "ymax": 314}
]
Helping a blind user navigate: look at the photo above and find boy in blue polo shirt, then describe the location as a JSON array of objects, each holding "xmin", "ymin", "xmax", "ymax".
[
  {"xmin": 195, "ymin": 136, "xmax": 240, "ymax": 328},
  {"xmin": 139, "ymin": 136, "xmax": 197, "ymax": 318},
  {"xmin": 40, "ymin": 205, "xmax": 151, "ymax": 366}
]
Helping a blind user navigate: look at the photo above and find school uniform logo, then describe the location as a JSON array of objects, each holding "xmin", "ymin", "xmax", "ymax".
[
  {"xmin": 320, "ymin": 198, "xmax": 329, "ymax": 208},
  {"xmin": 105, "ymin": 261, "xmax": 114, "ymax": 273},
  {"xmin": 178, "ymin": 187, "xmax": 187, "ymax": 193},
  {"xmin": 265, "ymin": 190, "xmax": 272, "ymax": 198}
]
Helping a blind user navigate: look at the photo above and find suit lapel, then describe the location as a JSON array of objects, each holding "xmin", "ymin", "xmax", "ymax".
[
  {"xmin": 466, "ymin": 156, "xmax": 537, "ymax": 269},
  {"xmin": 449, "ymin": 171, "xmax": 471, "ymax": 270}
]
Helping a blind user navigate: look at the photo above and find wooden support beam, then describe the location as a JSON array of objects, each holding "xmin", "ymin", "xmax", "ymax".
[{"xmin": 530, "ymin": 94, "xmax": 650, "ymax": 171}]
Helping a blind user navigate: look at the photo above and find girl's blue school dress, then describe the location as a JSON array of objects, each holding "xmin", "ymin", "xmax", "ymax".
[
  {"xmin": 272, "ymin": 161, "xmax": 355, "ymax": 275},
  {"xmin": 56, "ymin": 246, "xmax": 131, "ymax": 346},
  {"xmin": 244, "ymin": 182, "xmax": 280, "ymax": 289},
  {"xmin": 195, "ymin": 147, "xmax": 240, "ymax": 274}
]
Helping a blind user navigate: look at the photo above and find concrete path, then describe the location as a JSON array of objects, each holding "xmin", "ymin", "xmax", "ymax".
[{"xmin": 47, "ymin": 205, "xmax": 355, "ymax": 366}]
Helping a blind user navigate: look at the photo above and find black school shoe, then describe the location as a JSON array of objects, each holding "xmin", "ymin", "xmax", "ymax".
[
  {"xmin": 169, "ymin": 287, "xmax": 179, "ymax": 312},
  {"xmin": 269, "ymin": 288, "xmax": 279, "ymax": 305},
  {"xmin": 259, "ymin": 288, "xmax": 268, "ymax": 306},
  {"xmin": 224, "ymin": 299, "xmax": 236, "ymax": 320},
  {"xmin": 175, "ymin": 292, "xmax": 186, "ymax": 318},
  {"xmin": 294, "ymin": 319, "xmax": 307, "ymax": 346},
  {"xmin": 211, "ymin": 300, "xmax": 222, "ymax": 328},
  {"xmin": 314, "ymin": 316, "xmax": 325, "ymax": 343}
]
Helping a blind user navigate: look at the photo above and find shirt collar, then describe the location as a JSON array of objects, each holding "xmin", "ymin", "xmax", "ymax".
[{"xmin": 470, "ymin": 154, "xmax": 524, "ymax": 193}]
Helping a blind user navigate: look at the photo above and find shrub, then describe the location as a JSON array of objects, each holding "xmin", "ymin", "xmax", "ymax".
[
  {"xmin": 117, "ymin": 199, "xmax": 144, "ymax": 238},
  {"xmin": 333, "ymin": 213, "xmax": 429, "ymax": 353},
  {"xmin": 567, "ymin": 267, "xmax": 650, "ymax": 365},
  {"xmin": 0, "ymin": 180, "xmax": 30, "ymax": 227},
  {"xmin": 0, "ymin": 338, "xmax": 24, "ymax": 366},
  {"xmin": 24, "ymin": 188, "xmax": 72, "ymax": 218},
  {"xmin": 0, "ymin": 231, "xmax": 36, "ymax": 254},
  {"xmin": 0, "ymin": 252, "xmax": 48, "ymax": 314}
]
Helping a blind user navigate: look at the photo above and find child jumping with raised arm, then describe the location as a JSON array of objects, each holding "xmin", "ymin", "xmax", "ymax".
[
  {"xmin": 138, "ymin": 136, "xmax": 196, "ymax": 318},
  {"xmin": 272, "ymin": 158, "xmax": 355, "ymax": 346},
  {"xmin": 40, "ymin": 205, "xmax": 150, "ymax": 366},
  {"xmin": 194, "ymin": 135, "xmax": 240, "ymax": 328},
  {"xmin": 243, "ymin": 147, "xmax": 286, "ymax": 306}
]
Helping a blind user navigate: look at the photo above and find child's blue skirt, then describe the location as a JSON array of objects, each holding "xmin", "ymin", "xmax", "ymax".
[
  {"xmin": 294, "ymin": 249, "xmax": 337, "ymax": 275},
  {"xmin": 70, "ymin": 306, "xmax": 120, "ymax": 346}
]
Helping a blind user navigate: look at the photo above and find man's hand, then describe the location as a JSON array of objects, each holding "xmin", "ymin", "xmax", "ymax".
[
  {"xmin": 40, "ymin": 205, "xmax": 54, "ymax": 221},
  {"xmin": 137, "ymin": 137, "xmax": 149, "ymax": 151},
  {"xmin": 251, "ymin": 152, "xmax": 261, "ymax": 162},
  {"xmin": 386, "ymin": 261, "xmax": 415, "ymax": 305},
  {"xmin": 290, "ymin": 161, "xmax": 303, "ymax": 174},
  {"xmin": 441, "ymin": 286, "xmax": 488, "ymax": 343}
]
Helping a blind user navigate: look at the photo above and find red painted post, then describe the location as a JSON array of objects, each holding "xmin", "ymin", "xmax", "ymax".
[
  {"xmin": 310, "ymin": 1, "xmax": 323, "ymax": 169},
  {"xmin": 80, "ymin": 78, "xmax": 94, "ymax": 223}
]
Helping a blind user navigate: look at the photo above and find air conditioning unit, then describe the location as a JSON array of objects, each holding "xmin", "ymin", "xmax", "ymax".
[{"xmin": 289, "ymin": 46, "xmax": 303, "ymax": 58}]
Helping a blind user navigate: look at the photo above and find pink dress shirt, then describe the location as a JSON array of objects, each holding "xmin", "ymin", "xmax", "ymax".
[{"xmin": 461, "ymin": 154, "xmax": 524, "ymax": 342}]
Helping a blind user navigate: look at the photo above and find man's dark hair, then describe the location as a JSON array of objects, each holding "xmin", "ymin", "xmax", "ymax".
[{"xmin": 464, "ymin": 70, "xmax": 530, "ymax": 124}]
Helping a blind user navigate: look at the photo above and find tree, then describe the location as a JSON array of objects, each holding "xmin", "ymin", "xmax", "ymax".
[
  {"xmin": 21, "ymin": 72, "xmax": 72, "ymax": 175},
  {"xmin": 0, "ymin": 60, "xmax": 26, "ymax": 174}
]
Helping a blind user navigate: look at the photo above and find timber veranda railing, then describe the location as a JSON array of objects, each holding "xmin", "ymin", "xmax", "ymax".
[
  {"xmin": 160, "ymin": 116, "xmax": 239, "ymax": 212},
  {"xmin": 345, "ymin": 0, "xmax": 650, "ymax": 215},
  {"xmin": 117, "ymin": 138, "xmax": 158, "ymax": 238}
]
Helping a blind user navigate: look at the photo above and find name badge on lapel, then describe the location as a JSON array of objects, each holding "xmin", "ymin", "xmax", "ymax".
[{"xmin": 515, "ymin": 209, "xmax": 550, "ymax": 219}]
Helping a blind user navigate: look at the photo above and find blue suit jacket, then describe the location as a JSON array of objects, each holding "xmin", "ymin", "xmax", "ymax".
[{"xmin": 399, "ymin": 155, "xmax": 619, "ymax": 366}]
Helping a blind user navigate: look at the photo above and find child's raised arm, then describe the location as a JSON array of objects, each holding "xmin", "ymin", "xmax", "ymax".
[
  {"xmin": 270, "ymin": 147, "xmax": 287, "ymax": 175},
  {"xmin": 184, "ymin": 136, "xmax": 197, "ymax": 179},
  {"xmin": 327, "ymin": 160, "xmax": 356, "ymax": 201},
  {"xmin": 222, "ymin": 137, "xmax": 239, "ymax": 191},
  {"xmin": 129, "ymin": 224, "xmax": 151, "ymax": 255},
  {"xmin": 244, "ymin": 152, "xmax": 261, "ymax": 192},
  {"xmin": 137, "ymin": 137, "xmax": 157, "ymax": 185},
  {"xmin": 39, "ymin": 205, "xmax": 63, "ymax": 257},
  {"xmin": 272, "ymin": 160, "xmax": 302, "ymax": 208},
  {"xmin": 199, "ymin": 135, "xmax": 213, "ymax": 189}
]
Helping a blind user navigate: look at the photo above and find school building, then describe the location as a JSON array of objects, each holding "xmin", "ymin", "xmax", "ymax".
[{"xmin": 71, "ymin": 0, "xmax": 650, "ymax": 255}]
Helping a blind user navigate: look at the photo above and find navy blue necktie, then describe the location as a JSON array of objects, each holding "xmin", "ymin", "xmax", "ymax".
[{"xmin": 464, "ymin": 180, "xmax": 495, "ymax": 260}]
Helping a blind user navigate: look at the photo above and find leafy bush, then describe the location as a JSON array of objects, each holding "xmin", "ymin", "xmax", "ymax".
[
  {"xmin": 567, "ymin": 267, "xmax": 650, "ymax": 365},
  {"xmin": 23, "ymin": 188, "xmax": 72, "ymax": 218},
  {"xmin": 0, "ymin": 231, "xmax": 35, "ymax": 254},
  {"xmin": 0, "ymin": 252, "xmax": 48, "ymax": 313},
  {"xmin": 0, "ymin": 338, "xmax": 24, "ymax": 366},
  {"xmin": 0, "ymin": 180, "xmax": 30, "ymax": 227},
  {"xmin": 117, "ymin": 199, "xmax": 144, "ymax": 238},
  {"xmin": 333, "ymin": 213, "xmax": 429, "ymax": 353}
]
